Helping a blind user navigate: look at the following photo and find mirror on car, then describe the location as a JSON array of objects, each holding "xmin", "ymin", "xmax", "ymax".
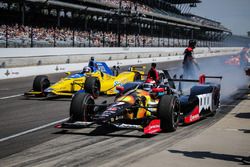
[{"xmin": 116, "ymin": 86, "xmax": 124, "ymax": 92}]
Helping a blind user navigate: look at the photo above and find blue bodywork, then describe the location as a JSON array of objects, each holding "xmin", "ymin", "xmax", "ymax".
[
  {"xmin": 67, "ymin": 62, "xmax": 114, "ymax": 79},
  {"xmin": 96, "ymin": 62, "xmax": 114, "ymax": 76}
]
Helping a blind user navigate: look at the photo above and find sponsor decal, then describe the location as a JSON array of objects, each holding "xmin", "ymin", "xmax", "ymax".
[
  {"xmin": 116, "ymin": 123, "xmax": 142, "ymax": 129},
  {"xmin": 11, "ymin": 72, "xmax": 19, "ymax": 75},
  {"xmin": 114, "ymin": 81, "xmax": 122, "ymax": 86},
  {"xmin": 144, "ymin": 119, "xmax": 161, "ymax": 134},
  {"xmin": 55, "ymin": 66, "xmax": 65, "ymax": 71},
  {"xmin": 108, "ymin": 107, "xmax": 117, "ymax": 111},
  {"xmin": 4, "ymin": 70, "xmax": 19, "ymax": 76},
  {"xmin": 189, "ymin": 114, "xmax": 200, "ymax": 122},
  {"xmin": 103, "ymin": 110, "xmax": 116, "ymax": 115},
  {"xmin": 197, "ymin": 93, "xmax": 212, "ymax": 112},
  {"xmin": 184, "ymin": 106, "xmax": 200, "ymax": 124}
]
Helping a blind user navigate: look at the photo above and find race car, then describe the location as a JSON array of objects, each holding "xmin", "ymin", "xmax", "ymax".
[
  {"xmin": 24, "ymin": 62, "xmax": 144, "ymax": 98},
  {"xmin": 225, "ymin": 47, "xmax": 249, "ymax": 67},
  {"xmin": 224, "ymin": 55, "xmax": 240, "ymax": 65},
  {"xmin": 56, "ymin": 71, "xmax": 222, "ymax": 134}
]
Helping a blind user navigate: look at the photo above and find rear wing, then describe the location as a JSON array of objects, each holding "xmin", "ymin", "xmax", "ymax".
[
  {"xmin": 163, "ymin": 70, "xmax": 222, "ymax": 84},
  {"xmin": 163, "ymin": 69, "xmax": 222, "ymax": 94},
  {"xmin": 129, "ymin": 65, "xmax": 146, "ymax": 75},
  {"xmin": 169, "ymin": 74, "xmax": 222, "ymax": 84},
  {"xmin": 129, "ymin": 65, "xmax": 146, "ymax": 71}
]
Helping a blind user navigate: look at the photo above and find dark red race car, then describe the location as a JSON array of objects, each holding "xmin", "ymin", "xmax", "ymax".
[{"xmin": 56, "ymin": 71, "xmax": 222, "ymax": 135}]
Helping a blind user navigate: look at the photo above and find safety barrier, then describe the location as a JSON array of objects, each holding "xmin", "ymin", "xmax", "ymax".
[{"xmin": 0, "ymin": 47, "xmax": 241, "ymax": 79}]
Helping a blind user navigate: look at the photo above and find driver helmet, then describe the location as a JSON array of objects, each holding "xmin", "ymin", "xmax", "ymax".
[
  {"xmin": 90, "ymin": 56, "xmax": 95, "ymax": 61},
  {"xmin": 143, "ymin": 79, "xmax": 156, "ymax": 91},
  {"xmin": 82, "ymin": 66, "xmax": 91, "ymax": 73}
]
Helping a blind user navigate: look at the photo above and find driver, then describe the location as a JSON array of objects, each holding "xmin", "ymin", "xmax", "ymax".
[
  {"xmin": 142, "ymin": 78, "xmax": 157, "ymax": 92},
  {"xmin": 82, "ymin": 66, "xmax": 92, "ymax": 73}
]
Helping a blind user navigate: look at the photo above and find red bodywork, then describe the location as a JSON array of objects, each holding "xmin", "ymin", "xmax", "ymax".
[
  {"xmin": 143, "ymin": 119, "xmax": 161, "ymax": 134},
  {"xmin": 184, "ymin": 106, "xmax": 200, "ymax": 124},
  {"xmin": 224, "ymin": 56, "xmax": 240, "ymax": 65}
]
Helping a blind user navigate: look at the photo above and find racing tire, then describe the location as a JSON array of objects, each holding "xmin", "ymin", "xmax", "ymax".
[
  {"xmin": 158, "ymin": 95, "xmax": 180, "ymax": 132},
  {"xmin": 33, "ymin": 75, "xmax": 50, "ymax": 92},
  {"xmin": 84, "ymin": 77, "xmax": 100, "ymax": 98},
  {"xmin": 70, "ymin": 93, "xmax": 95, "ymax": 122},
  {"xmin": 133, "ymin": 72, "xmax": 141, "ymax": 81},
  {"xmin": 211, "ymin": 91, "xmax": 220, "ymax": 116}
]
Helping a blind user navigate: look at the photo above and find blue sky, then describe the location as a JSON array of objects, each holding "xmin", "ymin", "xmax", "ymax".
[{"xmin": 191, "ymin": 0, "xmax": 250, "ymax": 36}]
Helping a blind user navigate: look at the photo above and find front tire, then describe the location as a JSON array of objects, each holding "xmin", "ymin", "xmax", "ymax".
[
  {"xmin": 70, "ymin": 93, "xmax": 95, "ymax": 122},
  {"xmin": 158, "ymin": 95, "xmax": 180, "ymax": 132},
  {"xmin": 84, "ymin": 77, "xmax": 100, "ymax": 98},
  {"xmin": 33, "ymin": 75, "xmax": 50, "ymax": 92}
]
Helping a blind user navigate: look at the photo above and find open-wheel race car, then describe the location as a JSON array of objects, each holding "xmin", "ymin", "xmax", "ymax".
[
  {"xmin": 24, "ymin": 62, "xmax": 144, "ymax": 99},
  {"xmin": 56, "ymin": 69, "xmax": 222, "ymax": 135}
]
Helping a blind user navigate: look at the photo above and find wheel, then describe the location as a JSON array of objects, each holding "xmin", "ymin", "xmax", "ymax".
[
  {"xmin": 70, "ymin": 93, "xmax": 95, "ymax": 122},
  {"xmin": 133, "ymin": 72, "xmax": 141, "ymax": 81},
  {"xmin": 84, "ymin": 77, "xmax": 100, "ymax": 98},
  {"xmin": 33, "ymin": 75, "xmax": 50, "ymax": 92},
  {"xmin": 211, "ymin": 89, "xmax": 220, "ymax": 116},
  {"xmin": 158, "ymin": 95, "xmax": 180, "ymax": 132}
]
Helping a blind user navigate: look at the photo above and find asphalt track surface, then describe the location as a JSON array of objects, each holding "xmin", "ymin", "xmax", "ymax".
[{"xmin": 0, "ymin": 54, "xmax": 248, "ymax": 166}]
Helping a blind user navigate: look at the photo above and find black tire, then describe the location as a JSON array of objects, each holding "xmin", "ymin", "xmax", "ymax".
[
  {"xmin": 84, "ymin": 77, "xmax": 100, "ymax": 98},
  {"xmin": 133, "ymin": 72, "xmax": 141, "ymax": 81},
  {"xmin": 33, "ymin": 75, "xmax": 50, "ymax": 92},
  {"xmin": 158, "ymin": 95, "xmax": 180, "ymax": 132},
  {"xmin": 211, "ymin": 90, "xmax": 220, "ymax": 116},
  {"xmin": 70, "ymin": 93, "xmax": 95, "ymax": 122}
]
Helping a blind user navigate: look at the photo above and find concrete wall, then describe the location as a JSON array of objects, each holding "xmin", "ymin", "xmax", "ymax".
[{"xmin": 0, "ymin": 47, "xmax": 241, "ymax": 80}]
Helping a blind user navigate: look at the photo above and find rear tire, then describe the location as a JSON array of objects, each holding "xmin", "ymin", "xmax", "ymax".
[
  {"xmin": 84, "ymin": 77, "xmax": 100, "ymax": 98},
  {"xmin": 70, "ymin": 93, "xmax": 95, "ymax": 122},
  {"xmin": 158, "ymin": 95, "xmax": 180, "ymax": 132},
  {"xmin": 211, "ymin": 90, "xmax": 220, "ymax": 116},
  {"xmin": 33, "ymin": 75, "xmax": 50, "ymax": 92}
]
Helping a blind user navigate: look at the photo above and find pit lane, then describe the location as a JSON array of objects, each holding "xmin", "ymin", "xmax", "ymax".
[{"xmin": 0, "ymin": 54, "xmax": 248, "ymax": 166}]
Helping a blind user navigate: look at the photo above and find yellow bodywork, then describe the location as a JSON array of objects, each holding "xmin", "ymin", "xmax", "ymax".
[{"xmin": 117, "ymin": 89, "xmax": 159, "ymax": 119}]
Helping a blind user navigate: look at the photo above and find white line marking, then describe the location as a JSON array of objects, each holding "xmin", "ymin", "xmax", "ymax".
[
  {"xmin": 0, "ymin": 88, "xmax": 10, "ymax": 91},
  {"xmin": 0, "ymin": 118, "xmax": 69, "ymax": 142},
  {"xmin": 0, "ymin": 94, "xmax": 23, "ymax": 100}
]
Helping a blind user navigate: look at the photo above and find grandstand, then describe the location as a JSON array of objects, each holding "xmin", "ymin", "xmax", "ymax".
[{"xmin": 0, "ymin": 0, "xmax": 232, "ymax": 48}]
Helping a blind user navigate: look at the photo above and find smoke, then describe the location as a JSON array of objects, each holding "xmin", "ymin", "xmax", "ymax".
[
  {"xmin": 158, "ymin": 54, "xmax": 249, "ymax": 99},
  {"xmin": 197, "ymin": 55, "xmax": 249, "ymax": 99},
  {"xmin": 120, "ymin": 53, "xmax": 249, "ymax": 100}
]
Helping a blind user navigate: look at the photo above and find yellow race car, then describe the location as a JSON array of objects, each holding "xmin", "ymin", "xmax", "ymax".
[{"xmin": 24, "ymin": 62, "xmax": 144, "ymax": 98}]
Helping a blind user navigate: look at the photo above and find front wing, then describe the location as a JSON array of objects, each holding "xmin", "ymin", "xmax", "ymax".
[{"xmin": 55, "ymin": 119, "xmax": 161, "ymax": 135}]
